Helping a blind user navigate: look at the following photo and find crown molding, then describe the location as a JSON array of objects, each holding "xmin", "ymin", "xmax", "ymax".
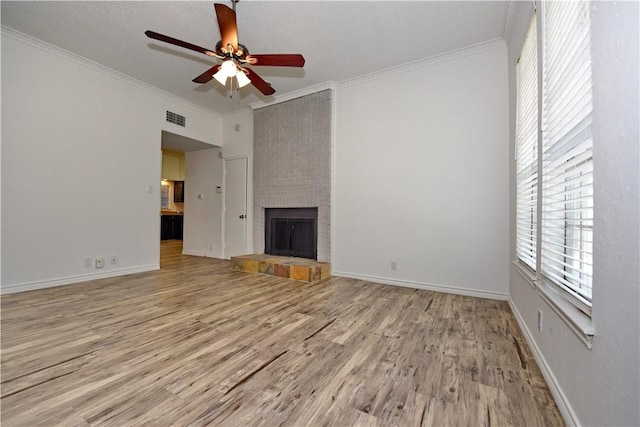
[
  {"xmin": 249, "ymin": 38, "xmax": 506, "ymax": 111},
  {"xmin": 1, "ymin": 26, "xmax": 223, "ymax": 119},
  {"xmin": 503, "ymin": 1, "xmax": 517, "ymax": 42},
  {"xmin": 4, "ymin": 24, "xmax": 507, "ymax": 118},
  {"xmin": 249, "ymin": 81, "xmax": 335, "ymax": 111},
  {"xmin": 335, "ymin": 38, "xmax": 506, "ymax": 91},
  {"xmin": 220, "ymin": 107, "xmax": 253, "ymax": 119}
]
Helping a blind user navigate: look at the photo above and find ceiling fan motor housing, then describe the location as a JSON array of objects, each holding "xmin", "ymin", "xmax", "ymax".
[{"xmin": 216, "ymin": 40, "xmax": 249, "ymax": 59}]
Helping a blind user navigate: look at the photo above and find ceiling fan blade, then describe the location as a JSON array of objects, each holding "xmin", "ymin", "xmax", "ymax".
[
  {"xmin": 193, "ymin": 65, "xmax": 222, "ymax": 84},
  {"xmin": 145, "ymin": 30, "xmax": 219, "ymax": 58},
  {"xmin": 214, "ymin": 3, "xmax": 238, "ymax": 52},
  {"xmin": 244, "ymin": 68, "xmax": 275, "ymax": 96},
  {"xmin": 247, "ymin": 54, "xmax": 306, "ymax": 67}
]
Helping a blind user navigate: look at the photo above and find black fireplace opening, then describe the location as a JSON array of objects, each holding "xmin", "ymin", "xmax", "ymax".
[{"xmin": 265, "ymin": 208, "xmax": 318, "ymax": 260}]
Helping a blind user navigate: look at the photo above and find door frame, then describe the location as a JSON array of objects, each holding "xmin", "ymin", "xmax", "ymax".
[{"xmin": 222, "ymin": 155, "xmax": 249, "ymax": 259}]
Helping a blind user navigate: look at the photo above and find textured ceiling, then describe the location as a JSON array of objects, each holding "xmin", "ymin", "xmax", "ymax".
[{"xmin": 1, "ymin": 1, "xmax": 510, "ymax": 115}]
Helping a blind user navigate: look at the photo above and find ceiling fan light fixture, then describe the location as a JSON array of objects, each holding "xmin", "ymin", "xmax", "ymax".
[
  {"xmin": 236, "ymin": 69, "xmax": 251, "ymax": 88},
  {"xmin": 221, "ymin": 60, "xmax": 238, "ymax": 78},
  {"xmin": 213, "ymin": 60, "xmax": 237, "ymax": 85},
  {"xmin": 213, "ymin": 68, "xmax": 228, "ymax": 85}
]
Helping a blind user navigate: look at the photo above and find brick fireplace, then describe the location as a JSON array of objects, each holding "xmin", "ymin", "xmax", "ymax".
[{"xmin": 253, "ymin": 90, "xmax": 331, "ymax": 262}]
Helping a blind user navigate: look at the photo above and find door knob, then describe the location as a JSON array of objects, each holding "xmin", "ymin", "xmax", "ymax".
[{"xmin": 239, "ymin": 214, "xmax": 246, "ymax": 219}]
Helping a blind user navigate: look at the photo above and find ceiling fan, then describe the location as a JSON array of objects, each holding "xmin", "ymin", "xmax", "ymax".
[{"xmin": 145, "ymin": 0, "xmax": 305, "ymax": 96}]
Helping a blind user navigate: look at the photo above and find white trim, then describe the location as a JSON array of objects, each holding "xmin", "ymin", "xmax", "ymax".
[
  {"xmin": 220, "ymin": 107, "xmax": 253, "ymax": 119},
  {"xmin": 1, "ymin": 26, "xmax": 222, "ymax": 119},
  {"xmin": 182, "ymin": 250, "xmax": 222, "ymax": 259},
  {"xmin": 3, "ymin": 26, "xmax": 504, "ymax": 118},
  {"xmin": 0, "ymin": 265, "xmax": 159, "ymax": 295},
  {"xmin": 333, "ymin": 271, "xmax": 508, "ymax": 301},
  {"xmin": 249, "ymin": 82, "xmax": 335, "ymax": 111},
  {"xmin": 335, "ymin": 38, "xmax": 506, "ymax": 90},
  {"xmin": 508, "ymin": 296, "xmax": 582, "ymax": 427},
  {"xmin": 221, "ymin": 154, "xmax": 249, "ymax": 161},
  {"xmin": 511, "ymin": 263, "xmax": 595, "ymax": 348},
  {"xmin": 221, "ymin": 154, "xmax": 226, "ymax": 259},
  {"xmin": 329, "ymin": 77, "xmax": 338, "ymax": 268},
  {"xmin": 249, "ymin": 40, "xmax": 506, "ymax": 123}
]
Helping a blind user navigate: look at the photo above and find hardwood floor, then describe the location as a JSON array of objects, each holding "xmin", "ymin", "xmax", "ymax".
[{"xmin": 1, "ymin": 241, "xmax": 563, "ymax": 426}]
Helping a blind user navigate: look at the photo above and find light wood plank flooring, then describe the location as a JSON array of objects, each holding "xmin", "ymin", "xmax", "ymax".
[{"xmin": 1, "ymin": 240, "xmax": 563, "ymax": 426}]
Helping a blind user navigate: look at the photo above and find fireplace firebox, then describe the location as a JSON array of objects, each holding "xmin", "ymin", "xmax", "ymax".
[{"xmin": 265, "ymin": 208, "xmax": 318, "ymax": 260}]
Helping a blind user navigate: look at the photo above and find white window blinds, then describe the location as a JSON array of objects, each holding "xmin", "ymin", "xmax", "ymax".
[
  {"xmin": 515, "ymin": 14, "xmax": 539, "ymax": 271},
  {"xmin": 541, "ymin": 0, "xmax": 593, "ymax": 308}
]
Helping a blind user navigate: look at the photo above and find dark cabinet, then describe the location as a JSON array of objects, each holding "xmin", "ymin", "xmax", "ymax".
[
  {"xmin": 161, "ymin": 215, "xmax": 173, "ymax": 240},
  {"xmin": 174, "ymin": 181, "xmax": 184, "ymax": 203},
  {"xmin": 174, "ymin": 215, "xmax": 183, "ymax": 240},
  {"xmin": 161, "ymin": 214, "xmax": 183, "ymax": 240}
]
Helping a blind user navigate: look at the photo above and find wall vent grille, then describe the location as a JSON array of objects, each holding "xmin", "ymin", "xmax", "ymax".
[{"xmin": 166, "ymin": 111, "xmax": 186, "ymax": 127}]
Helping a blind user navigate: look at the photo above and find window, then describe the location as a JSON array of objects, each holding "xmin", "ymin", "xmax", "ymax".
[
  {"xmin": 514, "ymin": 0, "xmax": 594, "ymax": 313},
  {"xmin": 161, "ymin": 184, "xmax": 170, "ymax": 209},
  {"xmin": 541, "ymin": 0, "xmax": 593, "ymax": 311},
  {"xmin": 515, "ymin": 14, "xmax": 538, "ymax": 272}
]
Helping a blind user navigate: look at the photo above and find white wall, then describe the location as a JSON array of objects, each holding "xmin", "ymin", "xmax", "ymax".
[
  {"xmin": 222, "ymin": 109, "xmax": 254, "ymax": 254},
  {"xmin": 1, "ymin": 30, "xmax": 222, "ymax": 293},
  {"xmin": 182, "ymin": 148, "xmax": 223, "ymax": 258},
  {"xmin": 507, "ymin": 2, "xmax": 640, "ymax": 426},
  {"xmin": 222, "ymin": 109, "xmax": 254, "ymax": 158},
  {"xmin": 333, "ymin": 41, "xmax": 510, "ymax": 299}
]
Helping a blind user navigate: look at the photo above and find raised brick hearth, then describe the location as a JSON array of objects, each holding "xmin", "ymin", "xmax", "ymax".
[{"xmin": 230, "ymin": 254, "xmax": 331, "ymax": 282}]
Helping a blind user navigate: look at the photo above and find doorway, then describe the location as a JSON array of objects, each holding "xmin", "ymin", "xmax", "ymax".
[{"xmin": 160, "ymin": 130, "xmax": 221, "ymax": 266}]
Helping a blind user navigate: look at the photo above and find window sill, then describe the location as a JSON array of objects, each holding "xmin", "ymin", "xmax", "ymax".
[
  {"xmin": 512, "ymin": 260, "xmax": 595, "ymax": 349},
  {"xmin": 535, "ymin": 279, "xmax": 594, "ymax": 349}
]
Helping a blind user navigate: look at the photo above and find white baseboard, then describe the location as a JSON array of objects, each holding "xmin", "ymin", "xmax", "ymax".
[
  {"xmin": 332, "ymin": 271, "xmax": 508, "ymax": 301},
  {"xmin": 0, "ymin": 264, "xmax": 159, "ymax": 295},
  {"xmin": 181, "ymin": 250, "xmax": 222, "ymax": 259},
  {"xmin": 508, "ymin": 296, "xmax": 579, "ymax": 427}
]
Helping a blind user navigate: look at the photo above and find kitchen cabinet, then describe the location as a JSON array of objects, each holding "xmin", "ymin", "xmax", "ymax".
[
  {"xmin": 174, "ymin": 181, "xmax": 184, "ymax": 203},
  {"xmin": 161, "ymin": 214, "xmax": 183, "ymax": 240},
  {"xmin": 174, "ymin": 215, "xmax": 183, "ymax": 240},
  {"xmin": 161, "ymin": 215, "xmax": 173, "ymax": 240}
]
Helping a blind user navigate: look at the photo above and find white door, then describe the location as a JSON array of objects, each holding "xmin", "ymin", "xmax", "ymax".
[{"xmin": 224, "ymin": 157, "xmax": 248, "ymax": 258}]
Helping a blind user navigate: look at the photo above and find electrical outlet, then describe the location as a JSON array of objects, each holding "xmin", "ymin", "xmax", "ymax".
[
  {"xmin": 84, "ymin": 257, "xmax": 93, "ymax": 268},
  {"xmin": 391, "ymin": 261, "xmax": 397, "ymax": 271},
  {"xmin": 95, "ymin": 257, "xmax": 105, "ymax": 269},
  {"xmin": 111, "ymin": 256, "xmax": 118, "ymax": 265},
  {"xmin": 210, "ymin": 243, "xmax": 215, "ymax": 250},
  {"xmin": 537, "ymin": 309, "xmax": 543, "ymax": 332}
]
